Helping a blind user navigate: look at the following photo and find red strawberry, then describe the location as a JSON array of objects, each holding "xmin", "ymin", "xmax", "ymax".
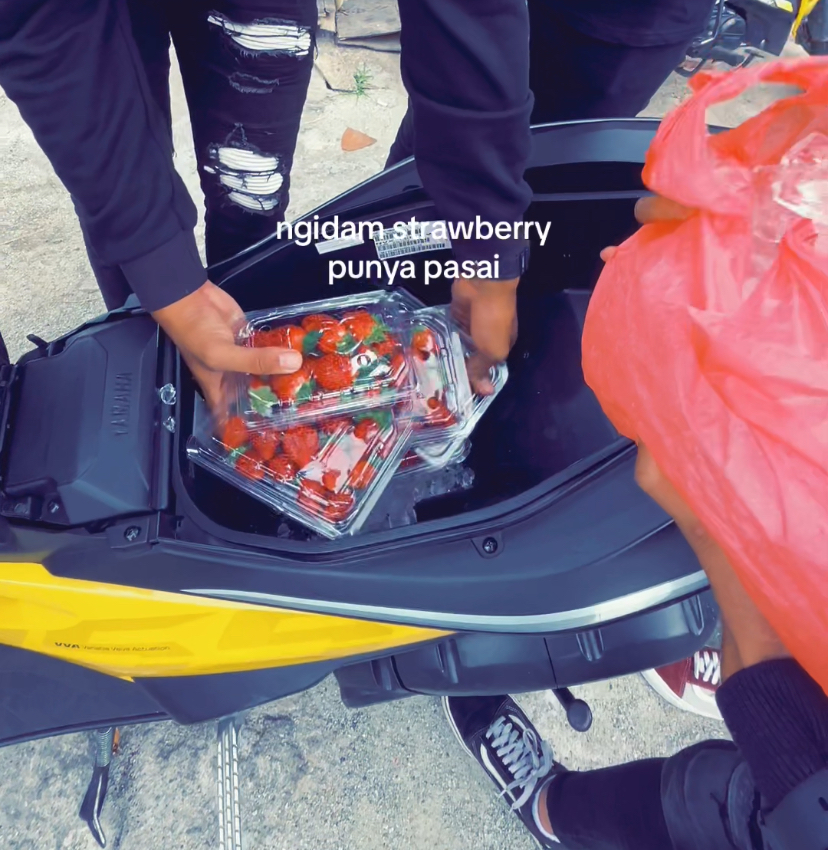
[
  {"xmin": 324, "ymin": 491, "xmax": 355, "ymax": 522},
  {"xmin": 235, "ymin": 453, "xmax": 265, "ymax": 481},
  {"xmin": 297, "ymin": 478, "xmax": 327, "ymax": 514},
  {"xmin": 270, "ymin": 366, "xmax": 314, "ymax": 404},
  {"xmin": 222, "ymin": 417, "xmax": 249, "ymax": 450},
  {"xmin": 320, "ymin": 417, "xmax": 350, "ymax": 436},
  {"xmin": 302, "ymin": 314, "xmax": 337, "ymax": 334},
  {"xmin": 349, "ymin": 460, "xmax": 375, "ymax": 490},
  {"xmin": 342, "ymin": 311, "xmax": 383, "ymax": 342},
  {"xmin": 322, "ymin": 469, "xmax": 341, "ymax": 490},
  {"xmin": 353, "ymin": 417, "xmax": 380, "ymax": 443},
  {"xmin": 250, "ymin": 429, "xmax": 279, "ymax": 461},
  {"xmin": 412, "ymin": 327, "xmax": 437, "ymax": 357},
  {"xmin": 372, "ymin": 337, "xmax": 400, "ymax": 358},
  {"xmin": 266, "ymin": 455, "xmax": 297, "ymax": 483},
  {"xmin": 250, "ymin": 328, "xmax": 282, "ymax": 348},
  {"xmin": 314, "ymin": 354, "xmax": 354, "ymax": 392},
  {"xmin": 250, "ymin": 376, "xmax": 268, "ymax": 390},
  {"xmin": 428, "ymin": 399, "xmax": 457, "ymax": 427},
  {"xmin": 274, "ymin": 325, "xmax": 307, "ymax": 350},
  {"xmin": 389, "ymin": 352, "xmax": 407, "ymax": 384},
  {"xmin": 282, "ymin": 425, "xmax": 319, "ymax": 469},
  {"xmin": 318, "ymin": 323, "xmax": 355, "ymax": 355}
]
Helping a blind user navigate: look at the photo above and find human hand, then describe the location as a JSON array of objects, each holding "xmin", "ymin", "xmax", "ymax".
[
  {"xmin": 151, "ymin": 281, "xmax": 303, "ymax": 415},
  {"xmin": 635, "ymin": 443, "xmax": 790, "ymax": 678},
  {"xmin": 451, "ymin": 276, "xmax": 518, "ymax": 395},
  {"xmin": 600, "ymin": 195, "xmax": 694, "ymax": 263}
]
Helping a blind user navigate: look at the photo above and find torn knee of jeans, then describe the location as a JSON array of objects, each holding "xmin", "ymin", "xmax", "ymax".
[
  {"xmin": 204, "ymin": 143, "xmax": 284, "ymax": 213},
  {"xmin": 228, "ymin": 71, "xmax": 281, "ymax": 94},
  {"xmin": 207, "ymin": 12, "xmax": 313, "ymax": 58}
]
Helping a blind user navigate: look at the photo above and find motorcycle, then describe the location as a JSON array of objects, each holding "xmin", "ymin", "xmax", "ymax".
[
  {"xmin": 680, "ymin": 0, "xmax": 826, "ymax": 76},
  {"xmin": 0, "ymin": 119, "xmax": 718, "ymax": 848}
]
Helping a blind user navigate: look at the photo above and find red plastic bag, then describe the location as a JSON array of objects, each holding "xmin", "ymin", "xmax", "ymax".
[{"xmin": 582, "ymin": 58, "xmax": 828, "ymax": 693}]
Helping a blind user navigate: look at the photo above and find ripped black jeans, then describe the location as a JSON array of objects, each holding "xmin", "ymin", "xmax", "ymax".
[{"xmin": 86, "ymin": 0, "xmax": 317, "ymax": 309}]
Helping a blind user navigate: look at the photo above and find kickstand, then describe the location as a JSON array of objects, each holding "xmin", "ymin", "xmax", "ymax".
[
  {"xmin": 217, "ymin": 715, "xmax": 244, "ymax": 850},
  {"xmin": 79, "ymin": 727, "xmax": 118, "ymax": 847}
]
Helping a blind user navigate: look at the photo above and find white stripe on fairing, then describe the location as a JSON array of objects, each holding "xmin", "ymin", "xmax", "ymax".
[
  {"xmin": 207, "ymin": 14, "xmax": 312, "ymax": 56},
  {"xmin": 183, "ymin": 570, "xmax": 710, "ymax": 633}
]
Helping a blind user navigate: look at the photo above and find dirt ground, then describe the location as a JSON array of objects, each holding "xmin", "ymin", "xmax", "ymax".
[{"xmin": 0, "ymin": 30, "xmax": 806, "ymax": 850}]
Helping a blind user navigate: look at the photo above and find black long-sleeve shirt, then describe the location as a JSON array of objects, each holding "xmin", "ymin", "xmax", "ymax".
[
  {"xmin": 0, "ymin": 0, "xmax": 206, "ymax": 312},
  {"xmin": 718, "ymin": 659, "xmax": 828, "ymax": 812}
]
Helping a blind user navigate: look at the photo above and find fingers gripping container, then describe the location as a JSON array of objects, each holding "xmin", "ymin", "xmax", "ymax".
[
  {"xmin": 403, "ymin": 306, "xmax": 508, "ymax": 469},
  {"xmin": 187, "ymin": 404, "xmax": 413, "ymax": 539},
  {"xmin": 234, "ymin": 292, "xmax": 415, "ymax": 430}
]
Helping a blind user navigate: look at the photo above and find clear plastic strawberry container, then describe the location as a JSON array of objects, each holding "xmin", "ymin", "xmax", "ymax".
[
  {"xmin": 187, "ymin": 404, "xmax": 413, "ymax": 539},
  {"xmin": 234, "ymin": 292, "xmax": 415, "ymax": 430},
  {"xmin": 403, "ymin": 306, "xmax": 507, "ymax": 456}
]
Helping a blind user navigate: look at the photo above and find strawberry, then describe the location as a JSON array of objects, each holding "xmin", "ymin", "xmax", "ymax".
[
  {"xmin": 250, "ymin": 429, "xmax": 279, "ymax": 461},
  {"xmin": 282, "ymin": 425, "xmax": 319, "ymax": 469},
  {"xmin": 342, "ymin": 311, "xmax": 386, "ymax": 343},
  {"xmin": 266, "ymin": 455, "xmax": 297, "ymax": 483},
  {"xmin": 324, "ymin": 491, "xmax": 355, "ymax": 522},
  {"xmin": 302, "ymin": 313, "xmax": 337, "ymax": 333},
  {"xmin": 250, "ymin": 328, "xmax": 283, "ymax": 349},
  {"xmin": 354, "ymin": 410, "xmax": 392, "ymax": 443},
  {"xmin": 270, "ymin": 366, "xmax": 315, "ymax": 404},
  {"xmin": 314, "ymin": 354, "xmax": 354, "ymax": 392},
  {"xmin": 235, "ymin": 453, "xmax": 265, "ymax": 481},
  {"xmin": 318, "ymin": 323, "xmax": 356, "ymax": 355},
  {"xmin": 411, "ymin": 327, "xmax": 437, "ymax": 357},
  {"xmin": 349, "ymin": 459, "xmax": 375, "ymax": 490},
  {"xmin": 222, "ymin": 417, "xmax": 249, "ymax": 450},
  {"xmin": 297, "ymin": 478, "xmax": 327, "ymax": 514},
  {"xmin": 353, "ymin": 417, "xmax": 380, "ymax": 443},
  {"xmin": 322, "ymin": 469, "xmax": 341, "ymax": 490},
  {"xmin": 389, "ymin": 352, "xmax": 407, "ymax": 384},
  {"xmin": 250, "ymin": 376, "xmax": 268, "ymax": 390},
  {"xmin": 427, "ymin": 399, "xmax": 457, "ymax": 427},
  {"xmin": 273, "ymin": 325, "xmax": 307, "ymax": 351},
  {"xmin": 320, "ymin": 417, "xmax": 350, "ymax": 436},
  {"xmin": 372, "ymin": 337, "xmax": 400, "ymax": 358}
]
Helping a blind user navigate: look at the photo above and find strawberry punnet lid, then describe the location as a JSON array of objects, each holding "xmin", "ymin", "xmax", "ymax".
[{"xmin": 232, "ymin": 292, "xmax": 417, "ymax": 431}]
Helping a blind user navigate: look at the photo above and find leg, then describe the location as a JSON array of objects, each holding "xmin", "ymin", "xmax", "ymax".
[
  {"xmin": 170, "ymin": 0, "xmax": 317, "ymax": 267},
  {"xmin": 544, "ymin": 740, "xmax": 759, "ymax": 850},
  {"xmin": 543, "ymin": 759, "xmax": 671, "ymax": 850},
  {"xmin": 528, "ymin": 6, "xmax": 692, "ymax": 124},
  {"xmin": 660, "ymin": 741, "xmax": 760, "ymax": 850},
  {"xmin": 79, "ymin": 0, "xmax": 173, "ymax": 310},
  {"xmin": 386, "ymin": 98, "xmax": 414, "ymax": 168}
]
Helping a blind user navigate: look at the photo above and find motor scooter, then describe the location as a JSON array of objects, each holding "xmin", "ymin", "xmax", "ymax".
[{"xmin": 0, "ymin": 119, "xmax": 717, "ymax": 848}]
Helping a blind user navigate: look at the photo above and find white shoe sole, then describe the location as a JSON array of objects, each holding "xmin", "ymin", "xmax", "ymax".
[
  {"xmin": 640, "ymin": 670, "xmax": 723, "ymax": 721},
  {"xmin": 441, "ymin": 696, "xmax": 475, "ymax": 758}
]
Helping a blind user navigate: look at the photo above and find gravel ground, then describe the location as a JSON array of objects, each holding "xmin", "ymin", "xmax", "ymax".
[{"xmin": 0, "ymin": 32, "xmax": 805, "ymax": 850}]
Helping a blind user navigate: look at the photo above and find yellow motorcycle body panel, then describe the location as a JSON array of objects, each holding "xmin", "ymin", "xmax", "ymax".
[
  {"xmin": 794, "ymin": 0, "xmax": 822, "ymax": 34},
  {"xmin": 0, "ymin": 563, "xmax": 446, "ymax": 679}
]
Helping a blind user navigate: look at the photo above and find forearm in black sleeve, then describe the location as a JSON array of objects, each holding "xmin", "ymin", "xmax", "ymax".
[
  {"xmin": 0, "ymin": 0, "xmax": 205, "ymax": 311},
  {"xmin": 397, "ymin": 0, "xmax": 533, "ymax": 280},
  {"xmin": 717, "ymin": 659, "xmax": 828, "ymax": 848}
]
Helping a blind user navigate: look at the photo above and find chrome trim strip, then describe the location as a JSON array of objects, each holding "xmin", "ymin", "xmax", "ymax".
[{"xmin": 184, "ymin": 570, "xmax": 709, "ymax": 633}]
